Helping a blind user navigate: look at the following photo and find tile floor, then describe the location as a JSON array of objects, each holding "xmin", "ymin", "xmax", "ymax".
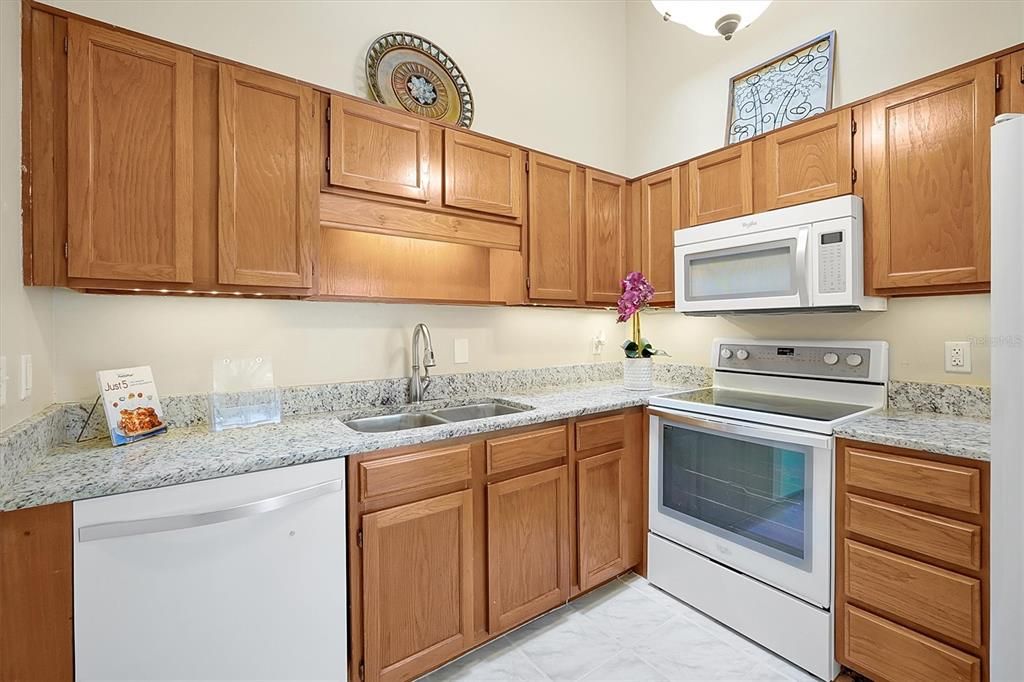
[{"xmin": 420, "ymin": 573, "xmax": 820, "ymax": 682}]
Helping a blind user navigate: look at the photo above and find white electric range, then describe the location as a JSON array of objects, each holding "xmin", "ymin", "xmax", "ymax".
[{"xmin": 646, "ymin": 338, "xmax": 888, "ymax": 681}]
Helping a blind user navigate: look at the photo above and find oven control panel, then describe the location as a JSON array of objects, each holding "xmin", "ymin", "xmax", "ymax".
[{"xmin": 714, "ymin": 341, "xmax": 881, "ymax": 380}]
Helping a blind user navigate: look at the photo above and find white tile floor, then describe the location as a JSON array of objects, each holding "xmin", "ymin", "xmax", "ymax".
[{"xmin": 420, "ymin": 573, "xmax": 820, "ymax": 682}]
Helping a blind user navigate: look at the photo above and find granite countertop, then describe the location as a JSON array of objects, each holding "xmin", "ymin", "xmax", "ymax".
[
  {"xmin": 834, "ymin": 409, "xmax": 990, "ymax": 461},
  {"xmin": 1, "ymin": 382, "xmax": 686, "ymax": 511}
]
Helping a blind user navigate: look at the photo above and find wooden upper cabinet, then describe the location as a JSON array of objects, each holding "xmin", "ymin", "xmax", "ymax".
[
  {"xmin": 67, "ymin": 20, "xmax": 194, "ymax": 282},
  {"xmin": 217, "ymin": 65, "xmax": 316, "ymax": 288},
  {"xmin": 444, "ymin": 130, "xmax": 523, "ymax": 220},
  {"xmin": 758, "ymin": 109, "xmax": 853, "ymax": 211},
  {"xmin": 328, "ymin": 96, "xmax": 430, "ymax": 201},
  {"xmin": 866, "ymin": 62, "xmax": 995, "ymax": 292},
  {"xmin": 577, "ymin": 449, "xmax": 628, "ymax": 591},
  {"xmin": 527, "ymin": 153, "xmax": 580, "ymax": 301},
  {"xmin": 585, "ymin": 169, "xmax": 628, "ymax": 303},
  {"xmin": 688, "ymin": 142, "xmax": 753, "ymax": 226},
  {"xmin": 362, "ymin": 490, "xmax": 474, "ymax": 682},
  {"xmin": 1002, "ymin": 49, "xmax": 1024, "ymax": 113},
  {"xmin": 487, "ymin": 466, "xmax": 569, "ymax": 633},
  {"xmin": 640, "ymin": 166, "xmax": 683, "ymax": 304}
]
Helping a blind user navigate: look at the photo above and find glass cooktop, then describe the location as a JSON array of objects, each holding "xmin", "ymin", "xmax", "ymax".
[{"xmin": 658, "ymin": 388, "xmax": 872, "ymax": 422}]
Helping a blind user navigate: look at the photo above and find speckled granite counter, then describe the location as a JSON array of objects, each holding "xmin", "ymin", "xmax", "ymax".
[
  {"xmin": 1, "ymin": 382, "xmax": 687, "ymax": 511},
  {"xmin": 835, "ymin": 410, "xmax": 990, "ymax": 461}
]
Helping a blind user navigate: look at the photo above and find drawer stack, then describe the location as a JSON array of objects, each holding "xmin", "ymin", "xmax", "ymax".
[{"xmin": 836, "ymin": 440, "xmax": 989, "ymax": 682}]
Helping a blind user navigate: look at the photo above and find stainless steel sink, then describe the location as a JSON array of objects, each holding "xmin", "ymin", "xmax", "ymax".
[
  {"xmin": 430, "ymin": 402, "xmax": 528, "ymax": 422},
  {"xmin": 343, "ymin": 412, "xmax": 448, "ymax": 433},
  {"xmin": 342, "ymin": 400, "xmax": 531, "ymax": 433}
]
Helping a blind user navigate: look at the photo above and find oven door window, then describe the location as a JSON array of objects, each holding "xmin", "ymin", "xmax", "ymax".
[{"xmin": 660, "ymin": 422, "xmax": 812, "ymax": 569}]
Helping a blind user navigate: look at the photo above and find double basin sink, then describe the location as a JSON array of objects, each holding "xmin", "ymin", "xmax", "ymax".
[{"xmin": 343, "ymin": 400, "xmax": 531, "ymax": 433}]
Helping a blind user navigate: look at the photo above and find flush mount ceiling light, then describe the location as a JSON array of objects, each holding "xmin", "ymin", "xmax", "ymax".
[{"xmin": 651, "ymin": 1, "xmax": 772, "ymax": 41}]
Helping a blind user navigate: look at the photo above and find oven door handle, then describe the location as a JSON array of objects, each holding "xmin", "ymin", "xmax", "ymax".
[{"xmin": 648, "ymin": 408, "xmax": 832, "ymax": 450}]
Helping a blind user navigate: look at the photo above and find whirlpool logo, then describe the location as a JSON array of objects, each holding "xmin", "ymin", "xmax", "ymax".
[{"xmin": 741, "ymin": 220, "xmax": 758, "ymax": 229}]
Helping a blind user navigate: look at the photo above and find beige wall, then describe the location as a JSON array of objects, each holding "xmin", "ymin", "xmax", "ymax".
[
  {"xmin": 52, "ymin": 292, "xmax": 623, "ymax": 403},
  {"xmin": 624, "ymin": 0, "xmax": 1022, "ymax": 387},
  {"xmin": 2, "ymin": 1, "xmax": 1014, "ymax": 425},
  {"xmin": 0, "ymin": 0, "xmax": 56, "ymax": 430}
]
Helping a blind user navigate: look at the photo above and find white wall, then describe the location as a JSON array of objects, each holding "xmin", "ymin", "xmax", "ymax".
[
  {"xmin": 2, "ymin": 0, "xmax": 630, "ymax": 410},
  {"xmin": 46, "ymin": 0, "xmax": 628, "ymax": 174},
  {"xmin": 625, "ymin": 0, "xmax": 1023, "ymax": 387},
  {"xmin": 625, "ymin": 0, "xmax": 1024, "ymax": 175},
  {"xmin": 0, "ymin": 0, "xmax": 56, "ymax": 430},
  {"xmin": 3, "ymin": 1, "xmax": 1016, "ymax": 423}
]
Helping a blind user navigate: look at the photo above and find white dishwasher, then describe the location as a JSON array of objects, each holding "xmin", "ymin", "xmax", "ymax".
[{"xmin": 73, "ymin": 458, "xmax": 347, "ymax": 681}]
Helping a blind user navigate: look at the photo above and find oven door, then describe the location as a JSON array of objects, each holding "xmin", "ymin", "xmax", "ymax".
[
  {"xmin": 675, "ymin": 224, "xmax": 811, "ymax": 313},
  {"xmin": 648, "ymin": 409, "xmax": 833, "ymax": 608}
]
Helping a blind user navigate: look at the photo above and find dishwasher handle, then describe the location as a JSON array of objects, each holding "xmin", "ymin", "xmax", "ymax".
[{"xmin": 78, "ymin": 478, "xmax": 343, "ymax": 543}]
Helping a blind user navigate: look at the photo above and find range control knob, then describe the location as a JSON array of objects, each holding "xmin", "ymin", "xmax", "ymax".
[
  {"xmin": 735, "ymin": 349, "xmax": 750, "ymax": 360},
  {"xmin": 823, "ymin": 352, "xmax": 839, "ymax": 366},
  {"xmin": 720, "ymin": 348, "xmax": 733, "ymax": 359},
  {"xmin": 846, "ymin": 353, "xmax": 864, "ymax": 367}
]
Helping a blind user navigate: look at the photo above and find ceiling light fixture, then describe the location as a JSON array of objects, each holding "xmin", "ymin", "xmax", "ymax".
[{"xmin": 651, "ymin": 1, "xmax": 772, "ymax": 41}]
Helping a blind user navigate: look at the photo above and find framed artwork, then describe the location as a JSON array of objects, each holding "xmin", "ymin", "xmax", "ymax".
[{"xmin": 726, "ymin": 31, "xmax": 836, "ymax": 145}]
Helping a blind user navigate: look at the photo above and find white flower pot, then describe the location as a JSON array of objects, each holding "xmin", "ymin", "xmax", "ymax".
[{"xmin": 623, "ymin": 358, "xmax": 653, "ymax": 391}]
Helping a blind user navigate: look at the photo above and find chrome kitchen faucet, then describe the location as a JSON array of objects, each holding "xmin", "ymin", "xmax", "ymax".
[{"xmin": 410, "ymin": 323, "xmax": 436, "ymax": 403}]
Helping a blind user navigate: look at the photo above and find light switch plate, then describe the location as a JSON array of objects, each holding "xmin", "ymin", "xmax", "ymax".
[
  {"xmin": 454, "ymin": 338, "xmax": 469, "ymax": 364},
  {"xmin": 19, "ymin": 354, "xmax": 32, "ymax": 400},
  {"xmin": 0, "ymin": 356, "xmax": 7, "ymax": 408},
  {"xmin": 945, "ymin": 341, "xmax": 972, "ymax": 373}
]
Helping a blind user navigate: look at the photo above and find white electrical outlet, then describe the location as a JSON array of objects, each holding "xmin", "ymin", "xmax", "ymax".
[
  {"xmin": 19, "ymin": 354, "xmax": 32, "ymax": 399},
  {"xmin": 0, "ymin": 356, "xmax": 7, "ymax": 408},
  {"xmin": 945, "ymin": 341, "xmax": 972, "ymax": 373},
  {"xmin": 454, "ymin": 338, "xmax": 470, "ymax": 364}
]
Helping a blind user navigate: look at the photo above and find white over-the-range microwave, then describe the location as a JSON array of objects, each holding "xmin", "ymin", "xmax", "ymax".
[{"xmin": 674, "ymin": 195, "xmax": 886, "ymax": 315}]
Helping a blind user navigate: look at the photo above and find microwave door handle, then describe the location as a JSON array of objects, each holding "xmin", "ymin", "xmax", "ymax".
[{"xmin": 795, "ymin": 226, "xmax": 810, "ymax": 306}]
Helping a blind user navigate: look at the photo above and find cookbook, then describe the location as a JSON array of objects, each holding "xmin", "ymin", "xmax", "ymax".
[{"xmin": 96, "ymin": 366, "xmax": 167, "ymax": 446}]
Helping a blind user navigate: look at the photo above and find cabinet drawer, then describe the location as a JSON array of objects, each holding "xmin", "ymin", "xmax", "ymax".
[
  {"xmin": 358, "ymin": 445, "xmax": 472, "ymax": 501},
  {"xmin": 845, "ymin": 540, "xmax": 981, "ymax": 646},
  {"xmin": 845, "ymin": 494, "xmax": 981, "ymax": 571},
  {"xmin": 486, "ymin": 426, "xmax": 567, "ymax": 475},
  {"xmin": 845, "ymin": 447, "xmax": 981, "ymax": 514},
  {"xmin": 844, "ymin": 605, "xmax": 980, "ymax": 682},
  {"xmin": 575, "ymin": 414, "xmax": 625, "ymax": 452}
]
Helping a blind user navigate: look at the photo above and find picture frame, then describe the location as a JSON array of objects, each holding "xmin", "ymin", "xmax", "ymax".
[{"xmin": 726, "ymin": 31, "xmax": 837, "ymax": 145}]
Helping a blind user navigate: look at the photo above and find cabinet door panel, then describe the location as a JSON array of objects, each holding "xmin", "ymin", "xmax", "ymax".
[
  {"xmin": 329, "ymin": 96, "xmax": 430, "ymax": 201},
  {"xmin": 585, "ymin": 169, "xmax": 628, "ymax": 303},
  {"xmin": 67, "ymin": 20, "xmax": 193, "ymax": 282},
  {"xmin": 761, "ymin": 109, "xmax": 853, "ymax": 210},
  {"xmin": 867, "ymin": 62, "xmax": 994, "ymax": 290},
  {"xmin": 362, "ymin": 490, "xmax": 474, "ymax": 682},
  {"xmin": 528, "ymin": 153, "xmax": 580, "ymax": 301},
  {"xmin": 487, "ymin": 466, "xmax": 569, "ymax": 633},
  {"xmin": 444, "ymin": 131, "xmax": 523, "ymax": 220},
  {"xmin": 640, "ymin": 167, "xmax": 681, "ymax": 304},
  {"xmin": 578, "ymin": 449, "xmax": 628, "ymax": 590},
  {"xmin": 218, "ymin": 65, "xmax": 316, "ymax": 288},
  {"xmin": 1014, "ymin": 50, "xmax": 1024, "ymax": 112},
  {"xmin": 688, "ymin": 142, "xmax": 753, "ymax": 226}
]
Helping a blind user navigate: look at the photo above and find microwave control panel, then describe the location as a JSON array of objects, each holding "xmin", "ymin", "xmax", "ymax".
[{"xmin": 817, "ymin": 231, "xmax": 846, "ymax": 294}]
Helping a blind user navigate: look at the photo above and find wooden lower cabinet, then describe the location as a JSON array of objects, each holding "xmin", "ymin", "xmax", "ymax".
[
  {"xmin": 349, "ymin": 410, "xmax": 643, "ymax": 681},
  {"xmin": 577, "ymin": 449, "xmax": 628, "ymax": 590},
  {"xmin": 361, "ymin": 489, "xmax": 475, "ymax": 682},
  {"xmin": 836, "ymin": 439, "xmax": 990, "ymax": 682},
  {"xmin": 0, "ymin": 503, "xmax": 74, "ymax": 682},
  {"xmin": 487, "ymin": 466, "xmax": 569, "ymax": 632}
]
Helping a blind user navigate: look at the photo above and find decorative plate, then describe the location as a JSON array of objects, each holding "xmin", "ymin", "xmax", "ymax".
[{"xmin": 365, "ymin": 32, "xmax": 474, "ymax": 128}]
